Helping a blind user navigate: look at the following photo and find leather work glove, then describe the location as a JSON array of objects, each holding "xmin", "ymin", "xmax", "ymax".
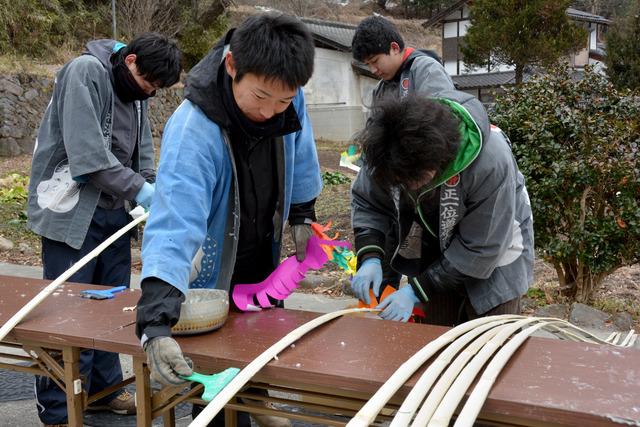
[
  {"xmin": 376, "ymin": 286, "xmax": 419, "ymax": 322},
  {"xmin": 144, "ymin": 336, "xmax": 193, "ymax": 386},
  {"xmin": 134, "ymin": 181, "xmax": 155, "ymax": 210},
  {"xmin": 351, "ymin": 258, "xmax": 383, "ymax": 305},
  {"xmin": 291, "ymin": 223, "xmax": 314, "ymax": 262}
]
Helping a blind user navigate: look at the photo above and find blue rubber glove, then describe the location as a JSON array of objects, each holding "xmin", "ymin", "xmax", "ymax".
[
  {"xmin": 135, "ymin": 182, "xmax": 155, "ymax": 210},
  {"xmin": 376, "ymin": 286, "xmax": 419, "ymax": 322},
  {"xmin": 351, "ymin": 258, "xmax": 382, "ymax": 305}
]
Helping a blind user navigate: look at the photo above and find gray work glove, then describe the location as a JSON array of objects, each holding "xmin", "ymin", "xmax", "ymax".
[
  {"xmin": 144, "ymin": 336, "xmax": 193, "ymax": 386},
  {"xmin": 291, "ymin": 223, "xmax": 314, "ymax": 262}
]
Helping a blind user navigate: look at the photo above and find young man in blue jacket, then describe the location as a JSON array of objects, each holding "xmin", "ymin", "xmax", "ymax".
[
  {"xmin": 351, "ymin": 93, "xmax": 533, "ymax": 324},
  {"xmin": 135, "ymin": 13, "xmax": 321, "ymax": 427},
  {"xmin": 27, "ymin": 33, "xmax": 181, "ymax": 426}
]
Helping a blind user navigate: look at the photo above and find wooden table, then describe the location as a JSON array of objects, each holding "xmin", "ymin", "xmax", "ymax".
[
  {"xmin": 0, "ymin": 274, "xmax": 139, "ymax": 426},
  {"xmin": 98, "ymin": 308, "xmax": 640, "ymax": 427},
  {"xmin": 1, "ymin": 274, "xmax": 639, "ymax": 427}
]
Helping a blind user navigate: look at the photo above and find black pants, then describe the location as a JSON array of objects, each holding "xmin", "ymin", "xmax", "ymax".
[
  {"xmin": 35, "ymin": 206, "xmax": 131, "ymax": 424},
  {"xmin": 419, "ymin": 291, "xmax": 521, "ymax": 327},
  {"xmin": 191, "ymin": 400, "xmax": 252, "ymax": 427}
]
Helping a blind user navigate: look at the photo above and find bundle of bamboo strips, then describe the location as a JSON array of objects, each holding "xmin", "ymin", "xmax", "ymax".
[{"xmin": 347, "ymin": 315, "xmax": 636, "ymax": 427}]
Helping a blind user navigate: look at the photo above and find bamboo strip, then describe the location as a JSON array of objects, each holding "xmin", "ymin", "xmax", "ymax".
[
  {"xmin": 346, "ymin": 315, "xmax": 525, "ymax": 427},
  {"xmin": 527, "ymin": 320, "xmax": 635, "ymax": 348},
  {"xmin": 544, "ymin": 324, "xmax": 598, "ymax": 343},
  {"xmin": 605, "ymin": 331, "xmax": 619, "ymax": 343},
  {"xmin": 425, "ymin": 318, "xmax": 538, "ymax": 427},
  {"xmin": 389, "ymin": 318, "xmax": 517, "ymax": 427},
  {"xmin": 189, "ymin": 307, "xmax": 377, "ymax": 427},
  {"xmin": 0, "ymin": 212, "xmax": 149, "ymax": 343},
  {"xmin": 409, "ymin": 323, "xmax": 510, "ymax": 426},
  {"xmin": 422, "ymin": 319, "xmax": 635, "ymax": 427},
  {"xmin": 362, "ymin": 317, "xmax": 636, "ymax": 427},
  {"xmin": 608, "ymin": 331, "xmax": 622, "ymax": 345},
  {"xmin": 547, "ymin": 323, "xmax": 636, "ymax": 348},
  {"xmin": 620, "ymin": 330, "xmax": 635, "ymax": 347},
  {"xmin": 453, "ymin": 321, "xmax": 561, "ymax": 427}
]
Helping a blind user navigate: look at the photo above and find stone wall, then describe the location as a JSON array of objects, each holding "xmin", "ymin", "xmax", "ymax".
[
  {"xmin": 0, "ymin": 74, "xmax": 52, "ymax": 156},
  {"xmin": 147, "ymin": 85, "xmax": 184, "ymax": 137},
  {"xmin": 0, "ymin": 72, "xmax": 184, "ymax": 157}
]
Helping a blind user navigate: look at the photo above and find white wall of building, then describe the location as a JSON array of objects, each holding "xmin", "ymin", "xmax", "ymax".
[{"xmin": 303, "ymin": 48, "xmax": 377, "ymax": 141}]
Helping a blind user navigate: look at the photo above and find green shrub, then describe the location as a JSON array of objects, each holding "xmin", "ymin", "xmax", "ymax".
[
  {"xmin": 0, "ymin": 0, "xmax": 108, "ymax": 59},
  {"xmin": 178, "ymin": 15, "xmax": 228, "ymax": 70},
  {"xmin": 0, "ymin": 173, "xmax": 29, "ymax": 204},
  {"xmin": 322, "ymin": 171, "xmax": 351, "ymax": 186},
  {"xmin": 491, "ymin": 64, "xmax": 640, "ymax": 303},
  {"xmin": 605, "ymin": 1, "xmax": 640, "ymax": 91},
  {"xmin": 525, "ymin": 287, "xmax": 547, "ymax": 306}
]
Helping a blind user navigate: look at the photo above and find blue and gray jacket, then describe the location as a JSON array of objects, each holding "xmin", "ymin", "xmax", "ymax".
[
  {"xmin": 140, "ymin": 32, "xmax": 322, "ymax": 296},
  {"xmin": 27, "ymin": 40, "xmax": 155, "ymax": 249}
]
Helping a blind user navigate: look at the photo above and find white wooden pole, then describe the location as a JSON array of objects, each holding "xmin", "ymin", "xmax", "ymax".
[{"xmin": 189, "ymin": 308, "xmax": 377, "ymax": 427}]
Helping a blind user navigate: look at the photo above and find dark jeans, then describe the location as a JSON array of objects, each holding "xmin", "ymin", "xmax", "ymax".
[{"xmin": 35, "ymin": 206, "xmax": 131, "ymax": 424}]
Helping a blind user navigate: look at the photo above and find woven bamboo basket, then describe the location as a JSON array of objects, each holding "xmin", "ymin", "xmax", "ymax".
[{"xmin": 172, "ymin": 289, "xmax": 229, "ymax": 335}]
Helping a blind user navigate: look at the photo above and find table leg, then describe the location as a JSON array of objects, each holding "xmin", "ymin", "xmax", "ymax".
[
  {"xmin": 163, "ymin": 407, "xmax": 176, "ymax": 427},
  {"xmin": 134, "ymin": 357, "xmax": 153, "ymax": 427},
  {"xmin": 62, "ymin": 346, "xmax": 84, "ymax": 427},
  {"xmin": 225, "ymin": 398, "xmax": 238, "ymax": 427}
]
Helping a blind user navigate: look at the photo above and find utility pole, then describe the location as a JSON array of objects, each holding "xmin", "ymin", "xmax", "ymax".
[{"xmin": 111, "ymin": 0, "xmax": 117, "ymax": 39}]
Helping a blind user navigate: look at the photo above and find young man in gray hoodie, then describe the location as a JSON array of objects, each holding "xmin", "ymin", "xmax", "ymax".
[
  {"xmin": 351, "ymin": 16, "xmax": 458, "ymax": 296},
  {"xmin": 351, "ymin": 92, "xmax": 534, "ymax": 324},
  {"xmin": 27, "ymin": 33, "xmax": 181, "ymax": 426},
  {"xmin": 352, "ymin": 16, "xmax": 453, "ymax": 103}
]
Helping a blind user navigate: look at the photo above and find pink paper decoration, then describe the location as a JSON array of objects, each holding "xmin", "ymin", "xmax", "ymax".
[{"xmin": 232, "ymin": 235, "xmax": 350, "ymax": 311}]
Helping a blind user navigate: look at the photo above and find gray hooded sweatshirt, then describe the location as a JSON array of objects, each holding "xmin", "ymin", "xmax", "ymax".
[
  {"xmin": 27, "ymin": 40, "xmax": 155, "ymax": 249},
  {"xmin": 352, "ymin": 90, "xmax": 534, "ymax": 314}
]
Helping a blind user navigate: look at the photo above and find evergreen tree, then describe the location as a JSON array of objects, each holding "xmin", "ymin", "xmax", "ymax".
[
  {"xmin": 461, "ymin": 0, "xmax": 586, "ymax": 84},
  {"xmin": 605, "ymin": 1, "xmax": 640, "ymax": 91},
  {"xmin": 571, "ymin": 0, "xmax": 631, "ymax": 18}
]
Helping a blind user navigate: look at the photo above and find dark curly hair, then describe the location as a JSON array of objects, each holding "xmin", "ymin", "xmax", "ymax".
[
  {"xmin": 352, "ymin": 16, "xmax": 404, "ymax": 62},
  {"xmin": 359, "ymin": 95, "xmax": 461, "ymax": 189}
]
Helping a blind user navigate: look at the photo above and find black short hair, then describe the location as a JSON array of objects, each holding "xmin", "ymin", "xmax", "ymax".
[
  {"xmin": 352, "ymin": 16, "xmax": 405, "ymax": 62},
  {"xmin": 230, "ymin": 13, "xmax": 315, "ymax": 89},
  {"xmin": 122, "ymin": 32, "xmax": 182, "ymax": 88},
  {"xmin": 359, "ymin": 95, "xmax": 461, "ymax": 189}
]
